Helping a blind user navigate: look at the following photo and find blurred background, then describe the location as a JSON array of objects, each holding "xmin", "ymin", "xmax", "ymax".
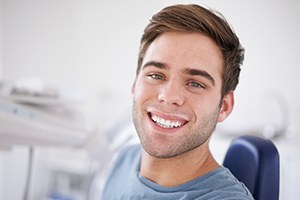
[{"xmin": 0, "ymin": 0, "xmax": 299, "ymax": 199}]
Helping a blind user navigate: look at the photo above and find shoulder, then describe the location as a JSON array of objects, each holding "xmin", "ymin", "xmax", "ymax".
[
  {"xmin": 101, "ymin": 144, "xmax": 142, "ymax": 199},
  {"xmin": 107, "ymin": 144, "xmax": 141, "ymax": 177},
  {"xmin": 115, "ymin": 144, "xmax": 141, "ymax": 165},
  {"xmin": 120, "ymin": 143, "xmax": 141, "ymax": 156},
  {"xmin": 196, "ymin": 167, "xmax": 254, "ymax": 200}
]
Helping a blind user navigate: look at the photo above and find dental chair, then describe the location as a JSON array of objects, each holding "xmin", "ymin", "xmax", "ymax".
[{"xmin": 223, "ymin": 135, "xmax": 280, "ymax": 200}]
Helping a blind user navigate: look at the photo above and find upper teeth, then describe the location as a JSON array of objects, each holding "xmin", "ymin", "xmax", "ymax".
[{"xmin": 151, "ymin": 115, "xmax": 183, "ymax": 129}]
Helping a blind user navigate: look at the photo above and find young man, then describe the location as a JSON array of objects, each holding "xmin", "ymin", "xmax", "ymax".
[{"xmin": 102, "ymin": 4, "xmax": 254, "ymax": 199}]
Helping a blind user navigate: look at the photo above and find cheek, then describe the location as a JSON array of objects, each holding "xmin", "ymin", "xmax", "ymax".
[
  {"xmin": 132, "ymin": 78, "xmax": 143, "ymax": 98},
  {"xmin": 190, "ymin": 95, "xmax": 221, "ymax": 116},
  {"xmin": 133, "ymin": 82, "xmax": 145, "ymax": 102},
  {"xmin": 133, "ymin": 79, "xmax": 157, "ymax": 102}
]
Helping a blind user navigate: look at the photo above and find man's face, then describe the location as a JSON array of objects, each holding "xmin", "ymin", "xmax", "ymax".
[{"xmin": 132, "ymin": 32, "xmax": 232, "ymax": 158}]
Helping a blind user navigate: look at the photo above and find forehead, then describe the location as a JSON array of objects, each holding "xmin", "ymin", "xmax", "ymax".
[{"xmin": 142, "ymin": 32, "xmax": 224, "ymax": 82}]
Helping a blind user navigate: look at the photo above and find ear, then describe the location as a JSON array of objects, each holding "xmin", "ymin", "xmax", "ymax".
[{"xmin": 217, "ymin": 91, "xmax": 234, "ymax": 122}]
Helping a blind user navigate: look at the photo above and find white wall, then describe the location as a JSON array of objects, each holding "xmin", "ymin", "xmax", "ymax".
[
  {"xmin": 0, "ymin": 0, "xmax": 300, "ymax": 199},
  {"xmin": 1, "ymin": 0, "xmax": 300, "ymax": 135},
  {"xmin": 0, "ymin": 0, "xmax": 2, "ymax": 79},
  {"xmin": 0, "ymin": 1, "xmax": 4, "ymax": 199}
]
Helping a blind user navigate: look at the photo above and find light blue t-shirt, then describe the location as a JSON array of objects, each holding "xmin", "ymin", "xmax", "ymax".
[{"xmin": 102, "ymin": 144, "xmax": 254, "ymax": 200}]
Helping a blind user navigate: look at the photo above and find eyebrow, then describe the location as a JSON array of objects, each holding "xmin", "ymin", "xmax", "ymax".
[
  {"xmin": 142, "ymin": 61, "xmax": 215, "ymax": 86},
  {"xmin": 142, "ymin": 61, "xmax": 169, "ymax": 70},
  {"xmin": 184, "ymin": 68, "xmax": 215, "ymax": 86}
]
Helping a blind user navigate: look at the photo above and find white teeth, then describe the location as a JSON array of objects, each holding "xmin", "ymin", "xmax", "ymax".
[{"xmin": 151, "ymin": 115, "xmax": 183, "ymax": 129}]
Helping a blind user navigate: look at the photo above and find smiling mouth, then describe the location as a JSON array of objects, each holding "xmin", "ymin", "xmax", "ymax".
[{"xmin": 149, "ymin": 113, "xmax": 187, "ymax": 129}]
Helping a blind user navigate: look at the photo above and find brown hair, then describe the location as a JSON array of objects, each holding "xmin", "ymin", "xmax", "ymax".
[{"xmin": 136, "ymin": 4, "xmax": 244, "ymax": 97}]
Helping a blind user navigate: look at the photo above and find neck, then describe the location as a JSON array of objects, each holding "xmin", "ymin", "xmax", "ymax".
[{"xmin": 140, "ymin": 140, "xmax": 219, "ymax": 187}]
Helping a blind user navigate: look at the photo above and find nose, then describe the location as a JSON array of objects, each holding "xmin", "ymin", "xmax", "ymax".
[{"xmin": 157, "ymin": 79, "xmax": 185, "ymax": 106}]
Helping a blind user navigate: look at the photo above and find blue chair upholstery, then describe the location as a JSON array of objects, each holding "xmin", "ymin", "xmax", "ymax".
[{"xmin": 223, "ymin": 135, "xmax": 280, "ymax": 200}]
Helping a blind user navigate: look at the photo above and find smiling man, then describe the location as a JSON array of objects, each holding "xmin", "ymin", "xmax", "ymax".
[{"xmin": 102, "ymin": 4, "xmax": 254, "ymax": 200}]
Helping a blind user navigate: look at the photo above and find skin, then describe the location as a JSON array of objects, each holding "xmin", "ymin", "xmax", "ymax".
[{"xmin": 132, "ymin": 31, "xmax": 234, "ymax": 187}]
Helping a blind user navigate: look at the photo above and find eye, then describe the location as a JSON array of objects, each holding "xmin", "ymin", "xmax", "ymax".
[
  {"xmin": 147, "ymin": 73, "xmax": 165, "ymax": 81},
  {"xmin": 187, "ymin": 81, "xmax": 205, "ymax": 89}
]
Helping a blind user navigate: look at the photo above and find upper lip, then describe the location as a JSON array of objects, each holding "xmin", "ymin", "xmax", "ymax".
[{"xmin": 147, "ymin": 108, "xmax": 190, "ymax": 122}]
